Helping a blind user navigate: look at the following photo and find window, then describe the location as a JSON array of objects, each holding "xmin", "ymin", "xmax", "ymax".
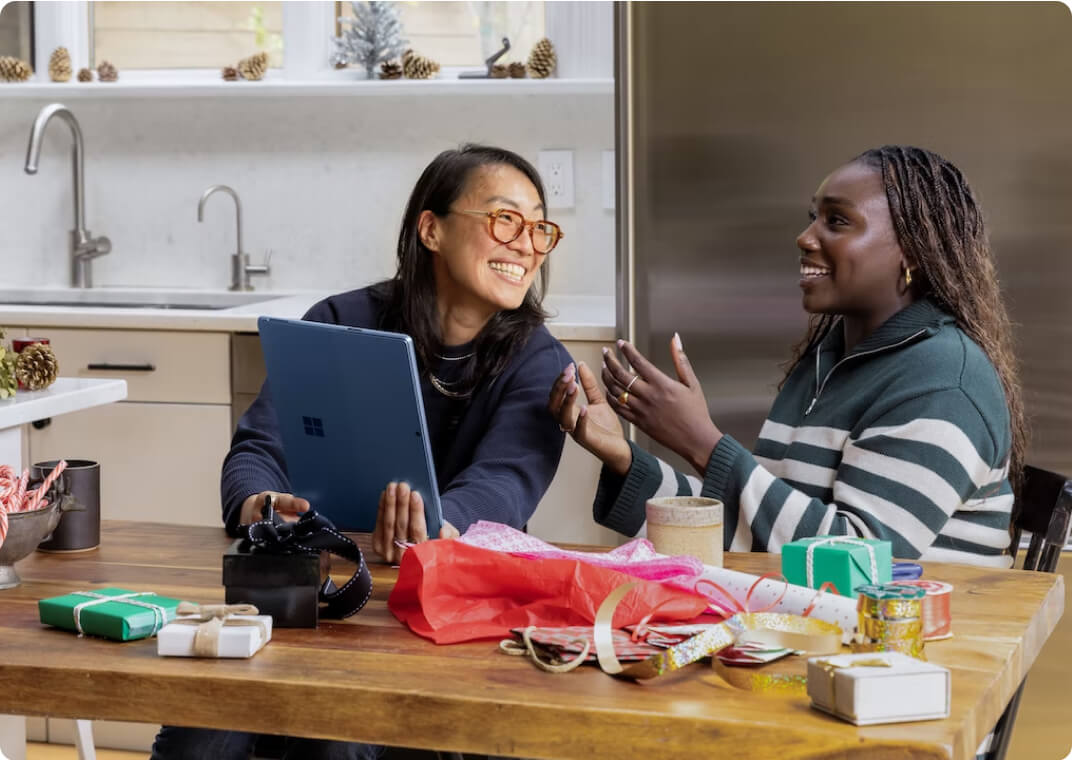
[
  {"xmin": 0, "ymin": 1, "xmax": 33, "ymax": 63},
  {"xmin": 336, "ymin": 1, "xmax": 544, "ymax": 69},
  {"xmin": 90, "ymin": 1, "xmax": 283, "ymax": 70}
]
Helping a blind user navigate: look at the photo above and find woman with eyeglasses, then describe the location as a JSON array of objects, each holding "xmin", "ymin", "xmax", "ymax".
[
  {"xmin": 152, "ymin": 145, "xmax": 568, "ymax": 759},
  {"xmin": 549, "ymin": 145, "xmax": 1023, "ymax": 568},
  {"xmin": 219, "ymin": 144, "xmax": 568, "ymax": 565}
]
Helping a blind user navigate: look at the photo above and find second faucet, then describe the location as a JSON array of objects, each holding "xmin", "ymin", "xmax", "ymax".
[{"xmin": 197, "ymin": 184, "xmax": 270, "ymax": 291}]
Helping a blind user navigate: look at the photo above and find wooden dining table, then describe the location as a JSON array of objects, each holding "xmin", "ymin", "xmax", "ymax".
[{"xmin": 0, "ymin": 521, "xmax": 1064, "ymax": 760}]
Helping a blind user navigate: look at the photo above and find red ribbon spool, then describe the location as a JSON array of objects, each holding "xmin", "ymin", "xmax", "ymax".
[{"xmin": 891, "ymin": 580, "xmax": 952, "ymax": 640}]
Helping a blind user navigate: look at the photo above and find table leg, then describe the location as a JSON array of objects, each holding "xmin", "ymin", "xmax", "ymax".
[{"xmin": 0, "ymin": 714, "xmax": 27, "ymax": 760}]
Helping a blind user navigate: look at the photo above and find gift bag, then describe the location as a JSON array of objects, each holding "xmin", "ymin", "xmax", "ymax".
[{"xmin": 388, "ymin": 539, "xmax": 710, "ymax": 644}]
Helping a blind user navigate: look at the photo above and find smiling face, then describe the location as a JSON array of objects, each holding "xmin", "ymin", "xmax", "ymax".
[
  {"xmin": 421, "ymin": 163, "xmax": 548, "ymax": 319},
  {"xmin": 796, "ymin": 160, "xmax": 912, "ymax": 328}
]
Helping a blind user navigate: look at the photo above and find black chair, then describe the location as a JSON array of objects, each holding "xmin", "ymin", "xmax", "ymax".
[{"xmin": 982, "ymin": 465, "xmax": 1072, "ymax": 760}]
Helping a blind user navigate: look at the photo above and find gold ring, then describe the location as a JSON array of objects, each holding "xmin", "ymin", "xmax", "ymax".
[
  {"xmin": 618, "ymin": 391, "xmax": 629, "ymax": 405},
  {"xmin": 625, "ymin": 374, "xmax": 640, "ymax": 392}
]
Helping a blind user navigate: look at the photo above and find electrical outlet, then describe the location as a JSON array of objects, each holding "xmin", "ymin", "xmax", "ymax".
[
  {"xmin": 538, "ymin": 150, "xmax": 575, "ymax": 210},
  {"xmin": 601, "ymin": 149, "xmax": 615, "ymax": 210}
]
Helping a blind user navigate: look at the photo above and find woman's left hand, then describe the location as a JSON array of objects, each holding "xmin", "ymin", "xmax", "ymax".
[
  {"xmin": 602, "ymin": 334, "xmax": 723, "ymax": 475},
  {"xmin": 372, "ymin": 481, "xmax": 459, "ymax": 564}
]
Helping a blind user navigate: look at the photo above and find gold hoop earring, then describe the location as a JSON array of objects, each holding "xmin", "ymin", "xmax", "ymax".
[{"xmin": 904, "ymin": 267, "xmax": 913, "ymax": 287}]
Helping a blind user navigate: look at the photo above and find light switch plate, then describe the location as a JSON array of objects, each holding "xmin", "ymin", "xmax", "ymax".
[{"xmin": 538, "ymin": 150, "xmax": 575, "ymax": 209}]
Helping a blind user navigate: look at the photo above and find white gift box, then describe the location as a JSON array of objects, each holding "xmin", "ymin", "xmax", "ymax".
[
  {"xmin": 157, "ymin": 614, "xmax": 272, "ymax": 658},
  {"xmin": 807, "ymin": 651, "xmax": 950, "ymax": 725}
]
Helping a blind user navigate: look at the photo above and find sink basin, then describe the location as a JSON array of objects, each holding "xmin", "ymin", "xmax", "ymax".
[{"xmin": 0, "ymin": 289, "xmax": 285, "ymax": 311}]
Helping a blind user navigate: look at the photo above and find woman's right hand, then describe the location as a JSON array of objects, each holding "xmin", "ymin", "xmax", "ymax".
[
  {"xmin": 548, "ymin": 361, "xmax": 633, "ymax": 476},
  {"xmin": 239, "ymin": 491, "xmax": 311, "ymax": 526}
]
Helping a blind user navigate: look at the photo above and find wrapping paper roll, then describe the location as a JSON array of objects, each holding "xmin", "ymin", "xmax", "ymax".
[{"xmin": 694, "ymin": 565, "xmax": 858, "ymax": 643}]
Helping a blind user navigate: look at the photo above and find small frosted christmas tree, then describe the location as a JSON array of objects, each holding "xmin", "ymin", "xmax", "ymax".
[{"xmin": 331, "ymin": 2, "xmax": 408, "ymax": 79}]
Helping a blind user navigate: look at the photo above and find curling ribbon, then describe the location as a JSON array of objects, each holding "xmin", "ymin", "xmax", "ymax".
[{"xmin": 891, "ymin": 580, "xmax": 953, "ymax": 640}]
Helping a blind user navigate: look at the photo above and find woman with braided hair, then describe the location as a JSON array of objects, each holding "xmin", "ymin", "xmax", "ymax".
[{"xmin": 550, "ymin": 145, "xmax": 1025, "ymax": 567}]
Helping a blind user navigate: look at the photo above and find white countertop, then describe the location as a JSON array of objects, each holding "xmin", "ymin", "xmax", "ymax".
[
  {"xmin": 0, "ymin": 377, "xmax": 128, "ymax": 429},
  {"xmin": 0, "ymin": 288, "xmax": 616, "ymax": 342}
]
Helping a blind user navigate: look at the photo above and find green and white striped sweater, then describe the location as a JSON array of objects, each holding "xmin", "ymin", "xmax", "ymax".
[{"xmin": 594, "ymin": 298, "xmax": 1014, "ymax": 568}]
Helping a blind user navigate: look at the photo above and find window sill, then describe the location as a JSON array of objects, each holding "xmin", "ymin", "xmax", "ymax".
[{"xmin": 1, "ymin": 75, "xmax": 614, "ymax": 99}]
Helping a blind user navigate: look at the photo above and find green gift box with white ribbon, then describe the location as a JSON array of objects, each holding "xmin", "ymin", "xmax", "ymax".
[
  {"xmin": 38, "ymin": 587, "xmax": 184, "ymax": 641},
  {"xmin": 781, "ymin": 537, "xmax": 892, "ymax": 597}
]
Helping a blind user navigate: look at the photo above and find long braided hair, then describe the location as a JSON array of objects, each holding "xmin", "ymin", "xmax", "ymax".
[{"xmin": 783, "ymin": 146, "xmax": 1027, "ymax": 497}]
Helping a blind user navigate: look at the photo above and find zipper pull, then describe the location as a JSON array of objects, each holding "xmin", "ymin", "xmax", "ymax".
[{"xmin": 805, "ymin": 397, "xmax": 817, "ymax": 415}]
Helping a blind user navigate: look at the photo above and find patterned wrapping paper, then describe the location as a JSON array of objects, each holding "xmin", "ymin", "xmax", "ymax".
[{"xmin": 693, "ymin": 566, "xmax": 858, "ymax": 642}]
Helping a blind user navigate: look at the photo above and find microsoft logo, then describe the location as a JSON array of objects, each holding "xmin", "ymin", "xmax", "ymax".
[{"xmin": 302, "ymin": 416, "xmax": 325, "ymax": 437}]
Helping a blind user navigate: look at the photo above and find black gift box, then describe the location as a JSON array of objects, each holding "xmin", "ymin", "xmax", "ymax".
[{"xmin": 222, "ymin": 539, "xmax": 323, "ymax": 628}]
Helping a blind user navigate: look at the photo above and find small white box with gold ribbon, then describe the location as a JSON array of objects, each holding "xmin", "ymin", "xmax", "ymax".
[
  {"xmin": 157, "ymin": 602, "xmax": 272, "ymax": 658},
  {"xmin": 807, "ymin": 651, "xmax": 950, "ymax": 725}
]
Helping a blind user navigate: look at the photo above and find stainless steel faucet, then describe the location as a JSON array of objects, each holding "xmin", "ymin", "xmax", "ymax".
[
  {"xmin": 24, "ymin": 103, "xmax": 112, "ymax": 289},
  {"xmin": 197, "ymin": 184, "xmax": 270, "ymax": 291}
]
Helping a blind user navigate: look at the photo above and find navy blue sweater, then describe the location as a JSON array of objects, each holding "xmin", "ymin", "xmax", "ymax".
[{"xmin": 221, "ymin": 286, "xmax": 571, "ymax": 536}]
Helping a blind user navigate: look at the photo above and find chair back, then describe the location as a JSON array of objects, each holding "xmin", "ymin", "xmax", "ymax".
[{"xmin": 1011, "ymin": 465, "xmax": 1072, "ymax": 574}]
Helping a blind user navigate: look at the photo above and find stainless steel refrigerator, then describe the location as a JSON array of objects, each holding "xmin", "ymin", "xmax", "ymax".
[{"xmin": 615, "ymin": 1, "xmax": 1072, "ymax": 474}]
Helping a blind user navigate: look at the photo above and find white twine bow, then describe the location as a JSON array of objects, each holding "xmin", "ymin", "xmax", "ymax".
[
  {"xmin": 70, "ymin": 591, "xmax": 169, "ymax": 638},
  {"xmin": 805, "ymin": 537, "xmax": 878, "ymax": 591},
  {"xmin": 171, "ymin": 601, "xmax": 266, "ymax": 657}
]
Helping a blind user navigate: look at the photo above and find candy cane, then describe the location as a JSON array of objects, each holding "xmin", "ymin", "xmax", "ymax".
[{"xmin": 27, "ymin": 460, "xmax": 66, "ymax": 512}]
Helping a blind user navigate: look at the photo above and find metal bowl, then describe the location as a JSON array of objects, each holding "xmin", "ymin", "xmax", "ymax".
[{"xmin": 0, "ymin": 501, "xmax": 63, "ymax": 590}]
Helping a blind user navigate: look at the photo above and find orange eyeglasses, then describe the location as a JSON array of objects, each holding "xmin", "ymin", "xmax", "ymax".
[{"xmin": 453, "ymin": 208, "xmax": 564, "ymax": 254}]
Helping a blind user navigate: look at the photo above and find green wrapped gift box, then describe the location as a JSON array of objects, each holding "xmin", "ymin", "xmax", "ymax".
[
  {"xmin": 39, "ymin": 587, "xmax": 184, "ymax": 641},
  {"xmin": 781, "ymin": 537, "xmax": 892, "ymax": 597}
]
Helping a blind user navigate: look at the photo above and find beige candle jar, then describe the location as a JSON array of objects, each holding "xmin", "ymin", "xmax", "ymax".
[{"xmin": 645, "ymin": 496, "xmax": 724, "ymax": 567}]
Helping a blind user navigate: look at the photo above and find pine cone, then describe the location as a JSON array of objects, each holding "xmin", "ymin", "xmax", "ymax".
[
  {"xmin": 379, "ymin": 61, "xmax": 402, "ymax": 80},
  {"xmin": 49, "ymin": 47, "xmax": 72, "ymax": 82},
  {"xmin": 0, "ymin": 56, "xmax": 32, "ymax": 82},
  {"xmin": 402, "ymin": 49, "xmax": 440, "ymax": 80},
  {"xmin": 0, "ymin": 348, "xmax": 15, "ymax": 400},
  {"xmin": 527, "ymin": 38, "xmax": 557, "ymax": 79},
  {"xmin": 77, "ymin": 67, "xmax": 93, "ymax": 82},
  {"xmin": 14, "ymin": 343, "xmax": 58, "ymax": 391},
  {"xmin": 222, "ymin": 66, "xmax": 239, "ymax": 82},
  {"xmin": 490, "ymin": 64, "xmax": 509, "ymax": 79},
  {"xmin": 97, "ymin": 60, "xmax": 119, "ymax": 82},
  {"xmin": 237, "ymin": 51, "xmax": 268, "ymax": 81},
  {"xmin": 508, "ymin": 62, "xmax": 527, "ymax": 79}
]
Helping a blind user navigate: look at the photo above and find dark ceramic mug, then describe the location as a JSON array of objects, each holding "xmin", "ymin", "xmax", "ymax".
[{"xmin": 34, "ymin": 459, "xmax": 100, "ymax": 552}]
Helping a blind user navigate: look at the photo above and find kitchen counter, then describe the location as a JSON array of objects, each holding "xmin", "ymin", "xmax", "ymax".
[{"xmin": 0, "ymin": 288, "xmax": 616, "ymax": 342}]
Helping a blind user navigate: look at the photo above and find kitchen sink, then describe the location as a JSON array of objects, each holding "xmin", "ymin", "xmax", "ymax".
[{"xmin": 0, "ymin": 289, "xmax": 286, "ymax": 311}]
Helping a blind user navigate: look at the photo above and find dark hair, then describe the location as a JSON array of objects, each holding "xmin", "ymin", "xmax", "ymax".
[
  {"xmin": 783, "ymin": 145, "xmax": 1027, "ymax": 499},
  {"xmin": 370, "ymin": 144, "xmax": 550, "ymax": 390}
]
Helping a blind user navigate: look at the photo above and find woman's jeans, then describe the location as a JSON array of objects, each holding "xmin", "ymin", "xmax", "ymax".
[{"xmin": 150, "ymin": 726, "xmax": 383, "ymax": 760}]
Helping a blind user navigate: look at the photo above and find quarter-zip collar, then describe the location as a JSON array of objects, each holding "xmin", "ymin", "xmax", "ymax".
[{"xmin": 807, "ymin": 297, "xmax": 952, "ymax": 416}]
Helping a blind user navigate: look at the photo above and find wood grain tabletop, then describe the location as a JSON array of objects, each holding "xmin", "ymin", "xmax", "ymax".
[{"xmin": 0, "ymin": 521, "xmax": 1063, "ymax": 760}]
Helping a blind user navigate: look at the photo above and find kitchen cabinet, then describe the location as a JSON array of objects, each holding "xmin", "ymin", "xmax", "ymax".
[{"xmin": 25, "ymin": 327, "xmax": 232, "ymax": 527}]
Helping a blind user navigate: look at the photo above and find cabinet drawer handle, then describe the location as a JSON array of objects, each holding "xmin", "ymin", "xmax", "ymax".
[{"xmin": 87, "ymin": 362, "xmax": 157, "ymax": 372}]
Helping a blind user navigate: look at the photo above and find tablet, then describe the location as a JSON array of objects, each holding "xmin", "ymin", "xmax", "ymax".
[{"xmin": 257, "ymin": 316, "xmax": 444, "ymax": 536}]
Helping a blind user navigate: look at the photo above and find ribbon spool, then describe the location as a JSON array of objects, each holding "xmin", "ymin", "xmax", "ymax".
[
  {"xmin": 891, "ymin": 580, "xmax": 953, "ymax": 640},
  {"xmin": 852, "ymin": 583, "xmax": 926, "ymax": 660}
]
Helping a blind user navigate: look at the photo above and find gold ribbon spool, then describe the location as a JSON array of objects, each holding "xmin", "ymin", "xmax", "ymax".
[
  {"xmin": 858, "ymin": 595, "xmax": 923, "ymax": 620},
  {"xmin": 858, "ymin": 615, "xmax": 924, "ymax": 641},
  {"xmin": 172, "ymin": 601, "xmax": 266, "ymax": 657}
]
